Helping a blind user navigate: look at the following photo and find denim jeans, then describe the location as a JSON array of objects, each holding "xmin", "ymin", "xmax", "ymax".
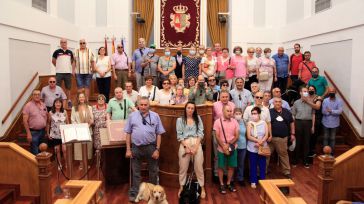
[
  {"xmin": 236, "ymin": 148, "xmax": 247, "ymax": 181},
  {"xmin": 30, "ymin": 129, "xmax": 46, "ymax": 155},
  {"xmin": 323, "ymin": 126, "xmax": 337, "ymax": 154},
  {"xmin": 129, "ymin": 144, "xmax": 159, "ymax": 197}
]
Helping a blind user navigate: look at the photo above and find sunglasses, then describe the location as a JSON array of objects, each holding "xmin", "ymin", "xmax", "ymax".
[
  {"xmin": 117, "ymin": 47, "xmax": 123, "ymax": 49},
  {"xmin": 49, "ymin": 81, "xmax": 56, "ymax": 83},
  {"xmin": 255, "ymin": 96, "xmax": 263, "ymax": 99},
  {"xmin": 80, "ymin": 42, "xmax": 86, "ymax": 44},
  {"xmin": 163, "ymin": 82, "xmax": 170, "ymax": 85},
  {"xmin": 222, "ymin": 84, "xmax": 228, "ymax": 86},
  {"xmin": 248, "ymin": 51, "xmax": 254, "ymax": 53},
  {"xmin": 208, "ymin": 79, "xmax": 216, "ymax": 82},
  {"xmin": 119, "ymin": 103, "xmax": 123, "ymax": 110}
]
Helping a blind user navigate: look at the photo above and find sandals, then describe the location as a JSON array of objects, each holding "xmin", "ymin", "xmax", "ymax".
[
  {"xmin": 219, "ymin": 185, "xmax": 226, "ymax": 194},
  {"xmin": 227, "ymin": 184, "xmax": 237, "ymax": 192}
]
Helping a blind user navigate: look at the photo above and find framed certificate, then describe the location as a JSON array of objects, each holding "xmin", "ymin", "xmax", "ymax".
[{"xmin": 107, "ymin": 120, "xmax": 126, "ymax": 142}]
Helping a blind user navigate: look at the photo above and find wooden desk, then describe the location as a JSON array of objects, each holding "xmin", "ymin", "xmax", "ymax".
[
  {"xmin": 150, "ymin": 103, "xmax": 213, "ymax": 187},
  {"xmin": 99, "ymin": 128, "xmax": 129, "ymax": 185}
]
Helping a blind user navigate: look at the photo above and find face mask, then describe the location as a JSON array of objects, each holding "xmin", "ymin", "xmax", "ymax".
[
  {"xmin": 251, "ymin": 114, "xmax": 259, "ymax": 122},
  {"xmin": 165, "ymin": 51, "xmax": 171, "ymax": 56},
  {"xmin": 312, "ymin": 73, "xmax": 318, "ymax": 78},
  {"xmin": 265, "ymin": 53, "xmax": 271, "ymax": 58},
  {"xmin": 302, "ymin": 92, "xmax": 309, "ymax": 97},
  {"xmin": 329, "ymin": 93, "xmax": 336, "ymax": 98},
  {"xmin": 309, "ymin": 90, "xmax": 315, "ymax": 95},
  {"xmin": 235, "ymin": 50, "xmax": 241, "ymax": 55},
  {"xmin": 189, "ymin": 50, "xmax": 196, "ymax": 56},
  {"xmin": 199, "ymin": 50, "xmax": 205, "ymax": 55},
  {"xmin": 256, "ymin": 53, "xmax": 261, "ymax": 58},
  {"xmin": 177, "ymin": 51, "xmax": 182, "ymax": 56},
  {"xmin": 148, "ymin": 49, "xmax": 155, "ymax": 55},
  {"xmin": 234, "ymin": 115, "xmax": 242, "ymax": 121}
]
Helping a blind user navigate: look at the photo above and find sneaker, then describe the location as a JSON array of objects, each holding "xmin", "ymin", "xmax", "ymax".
[
  {"xmin": 227, "ymin": 184, "xmax": 237, "ymax": 192},
  {"xmin": 219, "ymin": 185, "xmax": 226, "ymax": 194},
  {"xmin": 304, "ymin": 163, "xmax": 310, "ymax": 168},
  {"xmin": 251, "ymin": 183, "xmax": 257, "ymax": 189}
]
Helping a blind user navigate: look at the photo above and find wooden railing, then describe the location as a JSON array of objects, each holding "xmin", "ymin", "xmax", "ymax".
[
  {"xmin": 55, "ymin": 180, "xmax": 102, "ymax": 204},
  {"xmin": 323, "ymin": 71, "xmax": 362, "ymax": 124},
  {"xmin": 259, "ymin": 179, "xmax": 307, "ymax": 204},
  {"xmin": 317, "ymin": 146, "xmax": 364, "ymax": 204},
  {"xmin": 1, "ymin": 72, "xmax": 39, "ymax": 124}
]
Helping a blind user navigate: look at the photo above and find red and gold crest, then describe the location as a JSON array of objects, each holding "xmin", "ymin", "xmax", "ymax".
[{"xmin": 170, "ymin": 4, "xmax": 191, "ymax": 33}]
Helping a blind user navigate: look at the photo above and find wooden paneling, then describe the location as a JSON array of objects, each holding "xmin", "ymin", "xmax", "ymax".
[
  {"xmin": 0, "ymin": 142, "xmax": 39, "ymax": 197},
  {"xmin": 55, "ymin": 180, "xmax": 102, "ymax": 204}
]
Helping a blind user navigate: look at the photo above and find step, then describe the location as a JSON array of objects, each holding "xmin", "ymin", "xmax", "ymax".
[
  {"xmin": 0, "ymin": 189, "xmax": 16, "ymax": 204},
  {"xmin": 352, "ymin": 191, "xmax": 364, "ymax": 202}
]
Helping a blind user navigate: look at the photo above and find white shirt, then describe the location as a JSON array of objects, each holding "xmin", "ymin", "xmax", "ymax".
[
  {"xmin": 243, "ymin": 105, "xmax": 271, "ymax": 124},
  {"xmin": 138, "ymin": 85, "xmax": 159, "ymax": 101},
  {"xmin": 123, "ymin": 90, "xmax": 139, "ymax": 104},
  {"xmin": 157, "ymin": 89, "xmax": 173, "ymax": 105},
  {"xmin": 95, "ymin": 56, "xmax": 111, "ymax": 78}
]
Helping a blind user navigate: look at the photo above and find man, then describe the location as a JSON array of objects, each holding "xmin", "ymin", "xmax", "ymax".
[
  {"xmin": 272, "ymin": 47, "xmax": 289, "ymax": 93},
  {"xmin": 250, "ymin": 82, "xmax": 260, "ymax": 98},
  {"xmin": 213, "ymin": 80, "xmax": 232, "ymax": 102},
  {"xmin": 212, "ymin": 42, "xmax": 223, "ymax": 57},
  {"xmin": 125, "ymin": 97, "xmax": 166, "ymax": 202},
  {"xmin": 262, "ymin": 91, "xmax": 271, "ymax": 108},
  {"xmin": 106, "ymin": 87, "xmax": 137, "ymax": 121},
  {"xmin": 255, "ymin": 47, "xmax": 262, "ymax": 58},
  {"xmin": 308, "ymin": 67, "xmax": 329, "ymax": 97},
  {"xmin": 189, "ymin": 75, "xmax": 213, "ymax": 105},
  {"xmin": 291, "ymin": 87, "xmax": 315, "ymax": 168},
  {"xmin": 41, "ymin": 77, "xmax": 67, "ymax": 111},
  {"xmin": 208, "ymin": 75, "xmax": 220, "ymax": 95},
  {"xmin": 74, "ymin": 39, "xmax": 95, "ymax": 98},
  {"xmin": 268, "ymin": 97, "xmax": 295, "ymax": 178},
  {"xmin": 112, "ymin": 43, "xmax": 132, "ymax": 89},
  {"xmin": 132, "ymin": 38, "xmax": 150, "ymax": 89},
  {"xmin": 289, "ymin": 43, "xmax": 304, "ymax": 82},
  {"xmin": 174, "ymin": 44, "xmax": 184, "ymax": 79},
  {"xmin": 298, "ymin": 51, "xmax": 317, "ymax": 84},
  {"xmin": 123, "ymin": 81, "xmax": 139, "ymax": 105},
  {"xmin": 52, "ymin": 38, "xmax": 73, "ymax": 108},
  {"xmin": 322, "ymin": 87, "xmax": 343, "ymax": 154},
  {"xmin": 141, "ymin": 44, "xmax": 159, "ymax": 86},
  {"xmin": 23, "ymin": 90, "xmax": 48, "ymax": 155},
  {"xmin": 230, "ymin": 77, "xmax": 253, "ymax": 111},
  {"xmin": 213, "ymin": 105, "xmax": 239, "ymax": 194},
  {"xmin": 269, "ymin": 87, "xmax": 291, "ymax": 111}
]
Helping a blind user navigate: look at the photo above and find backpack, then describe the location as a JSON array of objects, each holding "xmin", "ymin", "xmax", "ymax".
[{"xmin": 179, "ymin": 171, "xmax": 201, "ymax": 204}]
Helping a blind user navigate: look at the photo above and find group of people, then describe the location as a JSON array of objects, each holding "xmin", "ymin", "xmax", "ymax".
[{"xmin": 22, "ymin": 37, "xmax": 344, "ymax": 202}]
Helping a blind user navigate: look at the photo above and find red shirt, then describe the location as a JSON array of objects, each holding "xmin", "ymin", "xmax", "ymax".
[
  {"xmin": 299, "ymin": 61, "xmax": 317, "ymax": 84},
  {"xmin": 290, "ymin": 53, "xmax": 304, "ymax": 75}
]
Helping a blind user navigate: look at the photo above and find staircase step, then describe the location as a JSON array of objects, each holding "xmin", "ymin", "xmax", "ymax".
[
  {"xmin": 0, "ymin": 189, "xmax": 16, "ymax": 204},
  {"xmin": 352, "ymin": 191, "xmax": 364, "ymax": 202}
]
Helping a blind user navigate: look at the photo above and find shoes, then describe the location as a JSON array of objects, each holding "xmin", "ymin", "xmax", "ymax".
[
  {"xmin": 227, "ymin": 184, "xmax": 237, "ymax": 192},
  {"xmin": 219, "ymin": 185, "xmax": 226, "ymax": 194},
  {"xmin": 284, "ymin": 174, "xmax": 292, "ymax": 179},
  {"xmin": 200, "ymin": 187, "xmax": 206, "ymax": 199},
  {"xmin": 304, "ymin": 163, "xmax": 310, "ymax": 168},
  {"xmin": 128, "ymin": 196, "xmax": 136, "ymax": 202},
  {"xmin": 251, "ymin": 183, "xmax": 257, "ymax": 189}
]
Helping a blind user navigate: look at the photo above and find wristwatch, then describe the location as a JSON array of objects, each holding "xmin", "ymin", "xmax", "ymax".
[{"xmin": 155, "ymin": 147, "xmax": 160, "ymax": 151}]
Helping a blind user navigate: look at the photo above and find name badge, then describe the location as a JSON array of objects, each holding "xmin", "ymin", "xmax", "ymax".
[{"xmin": 276, "ymin": 116, "xmax": 283, "ymax": 122}]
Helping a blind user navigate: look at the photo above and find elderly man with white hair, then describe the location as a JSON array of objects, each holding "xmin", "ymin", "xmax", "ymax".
[
  {"xmin": 112, "ymin": 43, "xmax": 132, "ymax": 89},
  {"xmin": 272, "ymin": 47, "xmax": 289, "ymax": 93}
]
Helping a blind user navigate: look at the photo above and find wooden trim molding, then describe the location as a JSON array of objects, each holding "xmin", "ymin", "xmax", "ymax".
[
  {"xmin": 324, "ymin": 71, "xmax": 362, "ymax": 124},
  {"xmin": 2, "ymin": 72, "xmax": 39, "ymax": 124},
  {"xmin": 55, "ymin": 180, "xmax": 102, "ymax": 204},
  {"xmin": 334, "ymin": 145, "xmax": 364, "ymax": 166},
  {"xmin": 0, "ymin": 142, "xmax": 37, "ymax": 164}
]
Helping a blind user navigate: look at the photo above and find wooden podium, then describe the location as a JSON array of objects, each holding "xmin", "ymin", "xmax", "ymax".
[{"xmin": 150, "ymin": 103, "xmax": 214, "ymax": 187}]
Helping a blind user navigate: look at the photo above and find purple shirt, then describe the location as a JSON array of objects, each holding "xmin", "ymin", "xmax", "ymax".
[
  {"xmin": 124, "ymin": 110, "xmax": 165, "ymax": 146},
  {"xmin": 322, "ymin": 97, "xmax": 343, "ymax": 128},
  {"xmin": 111, "ymin": 52, "xmax": 131, "ymax": 70}
]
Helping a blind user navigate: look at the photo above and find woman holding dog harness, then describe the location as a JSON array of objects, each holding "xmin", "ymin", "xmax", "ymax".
[{"xmin": 176, "ymin": 102, "xmax": 206, "ymax": 199}]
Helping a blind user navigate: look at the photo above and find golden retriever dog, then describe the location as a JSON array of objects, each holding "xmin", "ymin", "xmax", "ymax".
[
  {"xmin": 148, "ymin": 185, "xmax": 168, "ymax": 204},
  {"xmin": 135, "ymin": 182, "xmax": 156, "ymax": 202}
]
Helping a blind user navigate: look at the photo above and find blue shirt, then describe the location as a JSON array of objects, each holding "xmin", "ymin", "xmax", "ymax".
[
  {"xmin": 269, "ymin": 98, "xmax": 291, "ymax": 111},
  {"xmin": 124, "ymin": 110, "xmax": 166, "ymax": 146},
  {"xmin": 237, "ymin": 121, "xmax": 247, "ymax": 149},
  {"xmin": 132, "ymin": 47, "xmax": 150, "ymax": 73},
  {"xmin": 176, "ymin": 116, "xmax": 204, "ymax": 141},
  {"xmin": 272, "ymin": 54, "xmax": 289, "ymax": 78},
  {"xmin": 322, "ymin": 97, "xmax": 343, "ymax": 128},
  {"xmin": 230, "ymin": 88, "xmax": 253, "ymax": 111}
]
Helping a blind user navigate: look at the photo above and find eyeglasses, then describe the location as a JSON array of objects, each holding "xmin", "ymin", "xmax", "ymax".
[
  {"xmin": 251, "ymin": 113, "xmax": 259, "ymax": 115},
  {"xmin": 49, "ymin": 81, "xmax": 56, "ymax": 83},
  {"xmin": 80, "ymin": 42, "xmax": 86, "ymax": 45},
  {"xmin": 119, "ymin": 103, "xmax": 123, "ymax": 110},
  {"xmin": 222, "ymin": 84, "xmax": 228, "ymax": 87},
  {"xmin": 61, "ymin": 41, "xmax": 67, "ymax": 43},
  {"xmin": 255, "ymin": 96, "xmax": 263, "ymax": 99},
  {"xmin": 163, "ymin": 82, "xmax": 170, "ymax": 85},
  {"xmin": 208, "ymin": 79, "xmax": 216, "ymax": 82},
  {"xmin": 238, "ymin": 95, "xmax": 242, "ymax": 101},
  {"xmin": 117, "ymin": 47, "xmax": 123, "ymax": 49},
  {"xmin": 98, "ymin": 98, "xmax": 104, "ymax": 101},
  {"xmin": 248, "ymin": 51, "xmax": 254, "ymax": 53}
]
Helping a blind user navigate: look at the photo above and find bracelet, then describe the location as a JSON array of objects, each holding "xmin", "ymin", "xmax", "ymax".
[{"xmin": 155, "ymin": 147, "xmax": 160, "ymax": 151}]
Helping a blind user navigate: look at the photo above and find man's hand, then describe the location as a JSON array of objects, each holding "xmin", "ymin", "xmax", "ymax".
[
  {"xmin": 267, "ymin": 136, "xmax": 272, "ymax": 142},
  {"xmin": 125, "ymin": 149, "xmax": 133, "ymax": 158},
  {"xmin": 311, "ymin": 126, "xmax": 315, "ymax": 134},
  {"xmin": 113, "ymin": 74, "xmax": 118, "ymax": 80},
  {"xmin": 290, "ymin": 135, "xmax": 296, "ymax": 142},
  {"xmin": 223, "ymin": 144, "xmax": 230, "ymax": 155},
  {"xmin": 27, "ymin": 132, "xmax": 32, "ymax": 143},
  {"xmin": 151, "ymin": 150, "xmax": 160, "ymax": 160}
]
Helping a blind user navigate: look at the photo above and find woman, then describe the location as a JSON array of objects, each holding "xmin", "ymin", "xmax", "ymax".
[
  {"xmin": 169, "ymin": 74, "xmax": 178, "ymax": 93},
  {"xmin": 176, "ymin": 102, "xmax": 205, "ymax": 199},
  {"xmin": 138, "ymin": 75, "xmax": 159, "ymax": 102},
  {"xmin": 71, "ymin": 92, "xmax": 94, "ymax": 170},
  {"xmin": 178, "ymin": 78, "xmax": 189, "ymax": 96},
  {"xmin": 92, "ymin": 94, "xmax": 107, "ymax": 150},
  {"xmin": 172, "ymin": 85, "xmax": 188, "ymax": 105},
  {"xmin": 217, "ymin": 48, "xmax": 233, "ymax": 89},
  {"xmin": 246, "ymin": 107, "xmax": 268, "ymax": 189},
  {"xmin": 184, "ymin": 76, "xmax": 197, "ymax": 96},
  {"xmin": 257, "ymin": 48, "xmax": 277, "ymax": 92},
  {"xmin": 213, "ymin": 79, "xmax": 232, "ymax": 101},
  {"xmin": 158, "ymin": 47, "xmax": 176, "ymax": 88},
  {"xmin": 47, "ymin": 98, "xmax": 69, "ymax": 170},
  {"xmin": 245, "ymin": 47, "xmax": 259, "ymax": 91},
  {"xmin": 307, "ymin": 85, "xmax": 323, "ymax": 157},
  {"xmin": 200, "ymin": 47, "xmax": 217, "ymax": 81},
  {"xmin": 231, "ymin": 46, "xmax": 248, "ymax": 87},
  {"xmin": 157, "ymin": 79, "xmax": 173, "ymax": 105},
  {"xmin": 234, "ymin": 108, "xmax": 247, "ymax": 186},
  {"xmin": 95, "ymin": 47, "xmax": 112, "ymax": 102},
  {"xmin": 182, "ymin": 46, "xmax": 201, "ymax": 83}
]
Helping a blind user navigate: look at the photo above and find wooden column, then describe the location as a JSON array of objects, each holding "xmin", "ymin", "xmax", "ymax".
[
  {"xmin": 36, "ymin": 143, "xmax": 52, "ymax": 204},
  {"xmin": 317, "ymin": 146, "xmax": 335, "ymax": 204},
  {"xmin": 82, "ymin": 142, "xmax": 89, "ymax": 180},
  {"xmin": 66, "ymin": 143, "xmax": 73, "ymax": 178}
]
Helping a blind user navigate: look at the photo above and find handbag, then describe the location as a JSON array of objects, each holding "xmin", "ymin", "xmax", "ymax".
[
  {"xmin": 179, "ymin": 162, "xmax": 201, "ymax": 204},
  {"xmin": 220, "ymin": 118, "xmax": 235, "ymax": 155},
  {"xmin": 259, "ymin": 71, "xmax": 269, "ymax": 81},
  {"xmin": 258, "ymin": 145, "xmax": 271, "ymax": 157}
]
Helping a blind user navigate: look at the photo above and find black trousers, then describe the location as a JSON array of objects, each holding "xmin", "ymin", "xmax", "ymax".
[
  {"xmin": 293, "ymin": 120, "xmax": 312, "ymax": 164},
  {"xmin": 274, "ymin": 77, "xmax": 288, "ymax": 93},
  {"xmin": 96, "ymin": 77, "xmax": 111, "ymax": 102},
  {"xmin": 244, "ymin": 75, "xmax": 258, "ymax": 91}
]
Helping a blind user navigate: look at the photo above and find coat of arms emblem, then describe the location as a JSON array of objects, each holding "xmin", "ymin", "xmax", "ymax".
[{"xmin": 170, "ymin": 4, "xmax": 191, "ymax": 33}]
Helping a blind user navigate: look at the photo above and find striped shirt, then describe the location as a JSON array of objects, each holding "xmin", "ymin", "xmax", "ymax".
[{"xmin": 74, "ymin": 48, "xmax": 95, "ymax": 74}]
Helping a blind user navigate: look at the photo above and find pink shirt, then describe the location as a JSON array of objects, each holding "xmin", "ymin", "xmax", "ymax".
[
  {"xmin": 231, "ymin": 55, "xmax": 247, "ymax": 78},
  {"xmin": 213, "ymin": 101, "xmax": 236, "ymax": 121},
  {"xmin": 111, "ymin": 52, "xmax": 131, "ymax": 70},
  {"xmin": 258, "ymin": 57, "xmax": 276, "ymax": 76},
  {"xmin": 299, "ymin": 61, "xmax": 316, "ymax": 84},
  {"xmin": 212, "ymin": 51, "xmax": 223, "ymax": 58},
  {"xmin": 22, "ymin": 100, "xmax": 47, "ymax": 129},
  {"xmin": 213, "ymin": 117, "xmax": 239, "ymax": 152},
  {"xmin": 217, "ymin": 57, "xmax": 234, "ymax": 79}
]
